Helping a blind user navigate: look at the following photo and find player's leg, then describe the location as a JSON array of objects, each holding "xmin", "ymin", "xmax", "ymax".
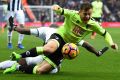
[
  {"xmin": 11, "ymin": 33, "xmax": 65, "ymax": 60},
  {"xmin": 16, "ymin": 10, "xmax": 25, "ymax": 49},
  {"xmin": 19, "ymin": 59, "xmax": 56, "ymax": 74},
  {"xmin": 6, "ymin": 11, "xmax": 14, "ymax": 49},
  {"xmin": 4, "ymin": 55, "xmax": 59, "ymax": 74},
  {"xmin": 34, "ymin": 60, "xmax": 53, "ymax": 74},
  {"xmin": 3, "ymin": 59, "xmax": 57, "ymax": 74},
  {"xmin": 3, "ymin": 62, "xmax": 21, "ymax": 74},
  {"xmin": 25, "ymin": 55, "xmax": 44, "ymax": 65},
  {"xmin": 3, "ymin": 55, "xmax": 44, "ymax": 74},
  {"xmin": 0, "ymin": 60, "xmax": 16, "ymax": 69},
  {"xmin": 4, "ymin": 33, "xmax": 64, "ymax": 74},
  {"xmin": 11, "ymin": 47, "xmax": 39, "ymax": 60},
  {"xmin": 11, "ymin": 41, "xmax": 58, "ymax": 60},
  {"xmin": 11, "ymin": 41, "xmax": 58, "ymax": 59},
  {"xmin": 7, "ymin": 30, "xmax": 13, "ymax": 49}
]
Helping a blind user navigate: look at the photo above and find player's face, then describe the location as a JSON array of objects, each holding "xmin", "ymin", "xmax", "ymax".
[{"xmin": 79, "ymin": 9, "xmax": 93, "ymax": 23}]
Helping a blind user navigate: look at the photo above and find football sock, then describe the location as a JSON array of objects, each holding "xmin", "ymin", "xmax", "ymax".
[
  {"xmin": 0, "ymin": 60, "xmax": 16, "ymax": 69},
  {"xmin": 25, "ymin": 55, "xmax": 44, "ymax": 65},
  {"xmin": 18, "ymin": 34, "xmax": 24, "ymax": 44},
  {"xmin": 21, "ymin": 47, "xmax": 38, "ymax": 58},
  {"xmin": 7, "ymin": 30, "xmax": 12, "ymax": 43}
]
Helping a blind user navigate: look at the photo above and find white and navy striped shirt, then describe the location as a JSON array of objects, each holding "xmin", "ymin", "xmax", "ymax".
[{"xmin": 7, "ymin": 0, "xmax": 23, "ymax": 11}]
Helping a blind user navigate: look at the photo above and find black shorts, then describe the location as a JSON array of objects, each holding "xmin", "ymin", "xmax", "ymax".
[{"xmin": 45, "ymin": 33, "xmax": 66, "ymax": 66}]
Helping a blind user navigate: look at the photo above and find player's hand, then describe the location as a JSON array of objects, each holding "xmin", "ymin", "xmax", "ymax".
[
  {"xmin": 52, "ymin": 5, "xmax": 61, "ymax": 11},
  {"xmin": 111, "ymin": 43, "xmax": 118, "ymax": 50}
]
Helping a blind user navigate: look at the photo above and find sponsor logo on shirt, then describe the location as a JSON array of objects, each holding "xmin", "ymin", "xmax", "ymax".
[{"xmin": 72, "ymin": 25, "xmax": 86, "ymax": 36}]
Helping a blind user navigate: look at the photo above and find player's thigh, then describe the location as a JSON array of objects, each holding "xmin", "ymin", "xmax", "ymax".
[
  {"xmin": 15, "ymin": 10, "xmax": 25, "ymax": 25},
  {"xmin": 36, "ymin": 60, "xmax": 52, "ymax": 74},
  {"xmin": 6, "ymin": 11, "xmax": 15, "ymax": 21},
  {"xmin": 44, "ymin": 39, "xmax": 59, "ymax": 53}
]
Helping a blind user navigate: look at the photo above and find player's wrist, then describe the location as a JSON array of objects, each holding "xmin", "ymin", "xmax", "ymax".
[{"xmin": 111, "ymin": 43, "xmax": 118, "ymax": 50}]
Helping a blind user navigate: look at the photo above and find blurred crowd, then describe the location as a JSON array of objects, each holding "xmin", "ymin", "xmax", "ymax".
[
  {"xmin": 26, "ymin": 0, "xmax": 120, "ymax": 22},
  {"xmin": 0, "ymin": 0, "xmax": 120, "ymax": 22}
]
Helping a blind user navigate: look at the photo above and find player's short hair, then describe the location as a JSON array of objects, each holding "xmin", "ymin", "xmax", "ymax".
[{"xmin": 80, "ymin": 3, "xmax": 93, "ymax": 11}]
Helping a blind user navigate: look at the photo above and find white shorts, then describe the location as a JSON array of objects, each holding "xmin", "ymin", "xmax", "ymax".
[{"xmin": 6, "ymin": 10, "xmax": 25, "ymax": 24}]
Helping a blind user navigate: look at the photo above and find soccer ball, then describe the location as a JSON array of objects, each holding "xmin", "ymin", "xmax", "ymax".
[{"xmin": 62, "ymin": 43, "xmax": 79, "ymax": 60}]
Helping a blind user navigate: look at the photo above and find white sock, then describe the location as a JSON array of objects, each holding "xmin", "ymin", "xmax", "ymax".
[
  {"xmin": 7, "ymin": 30, "xmax": 13, "ymax": 43},
  {"xmin": 50, "ymin": 68, "xmax": 58, "ymax": 74},
  {"xmin": 16, "ymin": 64, "xmax": 21, "ymax": 70},
  {"xmin": 25, "ymin": 55, "xmax": 44, "ymax": 65},
  {"xmin": 0, "ymin": 60, "xmax": 16, "ymax": 69},
  {"xmin": 18, "ymin": 34, "xmax": 24, "ymax": 44}
]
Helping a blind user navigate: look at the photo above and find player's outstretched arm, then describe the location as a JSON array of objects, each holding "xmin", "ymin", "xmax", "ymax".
[
  {"xmin": 103, "ymin": 31, "xmax": 118, "ymax": 50},
  {"xmin": 78, "ymin": 40, "xmax": 108, "ymax": 57},
  {"xmin": 52, "ymin": 4, "xmax": 61, "ymax": 11},
  {"xmin": 52, "ymin": 4, "xmax": 63, "ymax": 14}
]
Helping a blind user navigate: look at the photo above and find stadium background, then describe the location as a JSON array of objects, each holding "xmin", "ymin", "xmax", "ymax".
[{"xmin": 0, "ymin": 0, "xmax": 120, "ymax": 80}]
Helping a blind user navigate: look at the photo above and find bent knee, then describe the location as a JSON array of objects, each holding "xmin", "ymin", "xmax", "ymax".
[
  {"xmin": 44, "ymin": 39, "xmax": 59, "ymax": 53},
  {"xmin": 36, "ymin": 68, "xmax": 49, "ymax": 74}
]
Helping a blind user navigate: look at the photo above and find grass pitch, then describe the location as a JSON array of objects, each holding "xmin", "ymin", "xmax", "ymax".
[{"xmin": 0, "ymin": 28, "xmax": 120, "ymax": 80}]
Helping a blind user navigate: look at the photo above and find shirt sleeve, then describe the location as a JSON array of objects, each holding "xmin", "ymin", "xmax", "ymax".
[
  {"xmin": 90, "ymin": 21, "xmax": 114, "ymax": 46},
  {"xmin": 54, "ymin": 7, "xmax": 77, "ymax": 17},
  {"xmin": 104, "ymin": 32, "xmax": 114, "ymax": 46},
  {"xmin": 30, "ymin": 28, "xmax": 39, "ymax": 37},
  {"xmin": 77, "ymin": 40, "xmax": 85, "ymax": 46},
  {"xmin": 90, "ymin": 21, "xmax": 105, "ymax": 36}
]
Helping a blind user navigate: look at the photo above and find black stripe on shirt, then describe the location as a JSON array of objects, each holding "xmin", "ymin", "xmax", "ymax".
[
  {"xmin": 102, "ymin": 30, "xmax": 107, "ymax": 36},
  {"xmin": 7, "ymin": 2, "xmax": 10, "ymax": 11},
  {"xmin": 17, "ymin": 0, "xmax": 20, "ymax": 10},
  {"xmin": 12, "ymin": 0, "xmax": 15, "ymax": 11}
]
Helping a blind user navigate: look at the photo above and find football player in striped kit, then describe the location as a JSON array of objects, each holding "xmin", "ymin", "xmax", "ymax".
[{"xmin": 6, "ymin": 0, "xmax": 25, "ymax": 49}]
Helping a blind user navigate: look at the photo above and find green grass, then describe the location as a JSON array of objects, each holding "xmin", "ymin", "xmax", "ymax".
[{"xmin": 0, "ymin": 28, "xmax": 120, "ymax": 80}]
